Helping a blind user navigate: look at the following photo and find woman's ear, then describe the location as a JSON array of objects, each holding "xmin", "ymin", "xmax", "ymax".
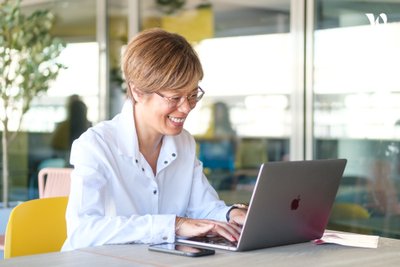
[{"xmin": 129, "ymin": 82, "xmax": 143, "ymax": 103}]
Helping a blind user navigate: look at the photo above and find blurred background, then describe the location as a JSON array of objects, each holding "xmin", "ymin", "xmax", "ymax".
[{"xmin": 1, "ymin": 0, "xmax": 400, "ymax": 239}]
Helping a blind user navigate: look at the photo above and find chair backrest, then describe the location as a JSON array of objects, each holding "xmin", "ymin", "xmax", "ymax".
[
  {"xmin": 38, "ymin": 168, "xmax": 73, "ymax": 198},
  {"xmin": 4, "ymin": 197, "xmax": 68, "ymax": 259}
]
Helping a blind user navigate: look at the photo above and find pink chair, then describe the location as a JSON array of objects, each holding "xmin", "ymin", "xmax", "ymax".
[
  {"xmin": 38, "ymin": 168, "xmax": 72, "ymax": 198},
  {"xmin": 0, "ymin": 234, "xmax": 4, "ymax": 251}
]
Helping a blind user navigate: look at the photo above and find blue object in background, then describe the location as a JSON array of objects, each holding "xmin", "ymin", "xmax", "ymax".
[{"xmin": 198, "ymin": 139, "xmax": 236, "ymax": 172}]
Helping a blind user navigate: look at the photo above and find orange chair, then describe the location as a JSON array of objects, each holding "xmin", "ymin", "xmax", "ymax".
[{"xmin": 38, "ymin": 168, "xmax": 72, "ymax": 198}]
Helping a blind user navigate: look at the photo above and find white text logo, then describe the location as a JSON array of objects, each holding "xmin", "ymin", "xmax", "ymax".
[{"xmin": 365, "ymin": 13, "xmax": 388, "ymax": 25}]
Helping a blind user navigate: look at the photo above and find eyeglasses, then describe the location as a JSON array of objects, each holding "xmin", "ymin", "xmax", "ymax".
[{"xmin": 155, "ymin": 87, "xmax": 205, "ymax": 108}]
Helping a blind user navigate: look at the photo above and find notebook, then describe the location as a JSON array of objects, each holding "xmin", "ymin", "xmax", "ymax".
[{"xmin": 177, "ymin": 159, "xmax": 347, "ymax": 251}]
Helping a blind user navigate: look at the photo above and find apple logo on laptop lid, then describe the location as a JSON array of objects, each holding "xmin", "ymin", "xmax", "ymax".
[{"xmin": 291, "ymin": 195, "xmax": 301, "ymax": 210}]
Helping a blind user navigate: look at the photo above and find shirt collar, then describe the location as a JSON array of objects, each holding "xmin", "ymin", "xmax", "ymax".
[
  {"xmin": 116, "ymin": 99, "xmax": 178, "ymax": 162},
  {"xmin": 116, "ymin": 99, "xmax": 140, "ymax": 159}
]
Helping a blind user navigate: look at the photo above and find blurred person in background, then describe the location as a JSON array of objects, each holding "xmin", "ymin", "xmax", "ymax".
[{"xmin": 51, "ymin": 95, "xmax": 92, "ymax": 162}]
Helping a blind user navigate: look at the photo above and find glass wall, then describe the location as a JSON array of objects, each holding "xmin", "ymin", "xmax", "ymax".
[
  {"xmin": 22, "ymin": 0, "xmax": 100, "ymax": 131},
  {"xmin": 313, "ymin": 0, "xmax": 400, "ymax": 238},
  {"xmin": 0, "ymin": 0, "xmax": 128, "ymax": 203},
  {"xmin": 140, "ymin": 0, "xmax": 293, "ymax": 204}
]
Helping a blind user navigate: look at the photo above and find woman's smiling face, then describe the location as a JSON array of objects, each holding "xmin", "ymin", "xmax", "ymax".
[{"xmin": 136, "ymin": 84, "xmax": 200, "ymax": 137}]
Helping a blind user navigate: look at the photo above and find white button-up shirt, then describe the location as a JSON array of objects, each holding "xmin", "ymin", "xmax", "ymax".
[{"xmin": 62, "ymin": 100, "xmax": 230, "ymax": 251}]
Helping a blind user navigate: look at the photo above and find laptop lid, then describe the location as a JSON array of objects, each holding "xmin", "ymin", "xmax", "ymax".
[
  {"xmin": 237, "ymin": 158, "xmax": 347, "ymax": 251},
  {"xmin": 178, "ymin": 159, "xmax": 347, "ymax": 251}
]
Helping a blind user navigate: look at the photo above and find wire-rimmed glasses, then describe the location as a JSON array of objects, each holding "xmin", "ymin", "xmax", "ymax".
[{"xmin": 155, "ymin": 87, "xmax": 205, "ymax": 108}]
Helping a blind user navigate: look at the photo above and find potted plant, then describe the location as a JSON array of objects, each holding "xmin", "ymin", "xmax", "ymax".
[{"xmin": 0, "ymin": 0, "xmax": 65, "ymax": 207}]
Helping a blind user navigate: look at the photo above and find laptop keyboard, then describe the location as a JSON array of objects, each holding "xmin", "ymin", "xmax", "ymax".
[{"xmin": 189, "ymin": 236, "xmax": 238, "ymax": 247}]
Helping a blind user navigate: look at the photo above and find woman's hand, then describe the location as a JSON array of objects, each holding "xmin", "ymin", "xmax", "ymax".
[
  {"xmin": 175, "ymin": 217, "xmax": 242, "ymax": 242},
  {"xmin": 227, "ymin": 207, "xmax": 247, "ymax": 226}
]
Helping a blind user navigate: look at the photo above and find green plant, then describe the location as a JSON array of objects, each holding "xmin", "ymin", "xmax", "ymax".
[{"xmin": 0, "ymin": 0, "xmax": 65, "ymax": 207}]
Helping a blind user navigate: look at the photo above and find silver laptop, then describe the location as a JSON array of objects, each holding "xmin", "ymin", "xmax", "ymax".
[{"xmin": 177, "ymin": 159, "xmax": 347, "ymax": 251}]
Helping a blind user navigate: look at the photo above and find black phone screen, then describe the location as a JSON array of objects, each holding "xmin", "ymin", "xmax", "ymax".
[{"xmin": 148, "ymin": 243, "xmax": 215, "ymax": 257}]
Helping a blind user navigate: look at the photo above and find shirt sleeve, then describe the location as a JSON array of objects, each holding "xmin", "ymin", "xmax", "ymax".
[
  {"xmin": 185, "ymin": 152, "xmax": 231, "ymax": 222},
  {"xmin": 62, "ymin": 132, "xmax": 176, "ymax": 251}
]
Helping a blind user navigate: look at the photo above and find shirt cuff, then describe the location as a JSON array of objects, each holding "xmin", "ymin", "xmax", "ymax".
[{"xmin": 151, "ymin": 214, "xmax": 176, "ymax": 244}]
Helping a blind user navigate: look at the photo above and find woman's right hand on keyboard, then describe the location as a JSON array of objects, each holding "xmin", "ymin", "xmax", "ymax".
[{"xmin": 175, "ymin": 217, "xmax": 241, "ymax": 242}]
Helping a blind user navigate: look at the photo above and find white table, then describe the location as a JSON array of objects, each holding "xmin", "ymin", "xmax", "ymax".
[{"xmin": 1, "ymin": 234, "xmax": 399, "ymax": 266}]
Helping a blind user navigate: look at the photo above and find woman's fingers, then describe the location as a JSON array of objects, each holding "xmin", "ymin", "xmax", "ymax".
[
  {"xmin": 176, "ymin": 218, "xmax": 214, "ymax": 237},
  {"xmin": 209, "ymin": 221, "xmax": 240, "ymax": 242},
  {"xmin": 175, "ymin": 217, "xmax": 243, "ymax": 242}
]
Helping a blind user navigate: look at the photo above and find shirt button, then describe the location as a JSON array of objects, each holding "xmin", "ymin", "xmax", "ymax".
[
  {"xmin": 142, "ymin": 168, "xmax": 145, "ymax": 171},
  {"xmin": 135, "ymin": 159, "xmax": 138, "ymax": 163},
  {"xmin": 153, "ymin": 190, "xmax": 157, "ymax": 195},
  {"xmin": 172, "ymin": 153, "xmax": 176, "ymax": 157},
  {"xmin": 164, "ymin": 161, "xmax": 168, "ymax": 164},
  {"xmin": 162, "ymin": 236, "xmax": 168, "ymax": 240}
]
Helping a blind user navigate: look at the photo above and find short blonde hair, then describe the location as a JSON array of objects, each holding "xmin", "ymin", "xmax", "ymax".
[{"xmin": 122, "ymin": 28, "xmax": 203, "ymax": 99}]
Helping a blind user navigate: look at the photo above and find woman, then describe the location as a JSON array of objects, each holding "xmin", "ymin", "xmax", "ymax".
[{"xmin": 62, "ymin": 28, "xmax": 247, "ymax": 251}]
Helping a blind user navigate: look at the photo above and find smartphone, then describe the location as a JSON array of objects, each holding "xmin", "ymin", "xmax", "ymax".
[{"xmin": 148, "ymin": 243, "xmax": 215, "ymax": 257}]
